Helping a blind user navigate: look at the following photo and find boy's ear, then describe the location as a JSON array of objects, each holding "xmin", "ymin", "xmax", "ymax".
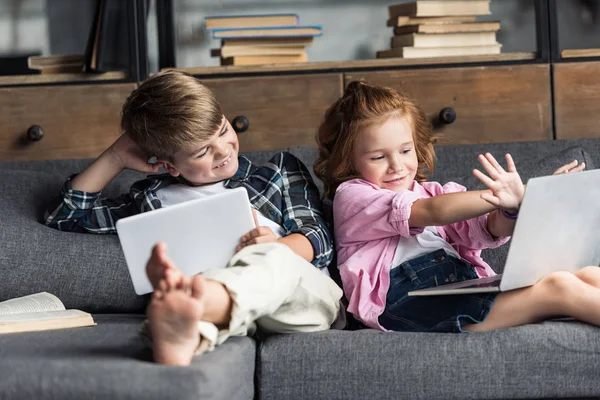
[{"xmin": 161, "ymin": 161, "xmax": 181, "ymax": 177}]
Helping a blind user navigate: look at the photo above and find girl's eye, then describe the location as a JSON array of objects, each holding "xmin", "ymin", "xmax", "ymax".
[
  {"xmin": 402, "ymin": 149, "xmax": 412, "ymax": 154},
  {"xmin": 371, "ymin": 155, "xmax": 384, "ymax": 161}
]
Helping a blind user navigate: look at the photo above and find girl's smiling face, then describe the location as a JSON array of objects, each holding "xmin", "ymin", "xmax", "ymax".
[{"xmin": 353, "ymin": 116, "xmax": 418, "ymax": 192}]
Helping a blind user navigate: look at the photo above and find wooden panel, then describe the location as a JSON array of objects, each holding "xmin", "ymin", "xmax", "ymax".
[
  {"xmin": 202, "ymin": 73, "xmax": 343, "ymax": 152},
  {"xmin": 0, "ymin": 83, "xmax": 135, "ymax": 162},
  {"xmin": 0, "ymin": 72, "xmax": 128, "ymax": 87},
  {"xmin": 554, "ymin": 61, "xmax": 600, "ymax": 140},
  {"xmin": 345, "ymin": 64, "xmax": 552, "ymax": 145}
]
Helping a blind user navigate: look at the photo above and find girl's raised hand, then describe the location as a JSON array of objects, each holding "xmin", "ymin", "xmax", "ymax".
[
  {"xmin": 552, "ymin": 159, "xmax": 586, "ymax": 175},
  {"xmin": 473, "ymin": 153, "xmax": 525, "ymax": 212}
]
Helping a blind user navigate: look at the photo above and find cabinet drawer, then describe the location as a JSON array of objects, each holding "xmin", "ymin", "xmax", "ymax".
[
  {"xmin": 0, "ymin": 83, "xmax": 136, "ymax": 162},
  {"xmin": 554, "ymin": 61, "xmax": 600, "ymax": 140},
  {"xmin": 201, "ymin": 74, "xmax": 343, "ymax": 152},
  {"xmin": 345, "ymin": 64, "xmax": 552, "ymax": 145}
]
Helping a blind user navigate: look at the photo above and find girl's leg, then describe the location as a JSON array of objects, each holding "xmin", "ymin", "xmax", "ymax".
[
  {"xmin": 464, "ymin": 269, "xmax": 600, "ymax": 332},
  {"xmin": 574, "ymin": 266, "xmax": 600, "ymax": 288}
]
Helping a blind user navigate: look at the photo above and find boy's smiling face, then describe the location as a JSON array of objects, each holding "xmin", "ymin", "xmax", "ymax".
[{"xmin": 163, "ymin": 116, "xmax": 240, "ymax": 185}]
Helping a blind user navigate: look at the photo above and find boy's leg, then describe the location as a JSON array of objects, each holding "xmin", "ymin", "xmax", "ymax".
[
  {"xmin": 142, "ymin": 242, "xmax": 342, "ymax": 365},
  {"xmin": 464, "ymin": 269, "xmax": 600, "ymax": 332},
  {"xmin": 146, "ymin": 275, "xmax": 207, "ymax": 366},
  {"xmin": 203, "ymin": 242, "xmax": 343, "ymax": 340}
]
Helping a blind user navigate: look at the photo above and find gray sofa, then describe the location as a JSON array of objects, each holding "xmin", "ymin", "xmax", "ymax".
[{"xmin": 1, "ymin": 138, "xmax": 599, "ymax": 400}]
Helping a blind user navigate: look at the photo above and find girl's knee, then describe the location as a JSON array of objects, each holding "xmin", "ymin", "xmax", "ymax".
[
  {"xmin": 538, "ymin": 271, "xmax": 581, "ymax": 298},
  {"xmin": 575, "ymin": 266, "xmax": 600, "ymax": 282}
]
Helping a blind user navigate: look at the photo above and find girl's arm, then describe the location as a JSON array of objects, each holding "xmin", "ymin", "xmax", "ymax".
[
  {"xmin": 411, "ymin": 153, "xmax": 525, "ymax": 238},
  {"xmin": 409, "ymin": 190, "xmax": 496, "ymax": 228}
]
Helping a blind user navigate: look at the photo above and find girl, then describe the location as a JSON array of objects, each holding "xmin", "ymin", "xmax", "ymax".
[{"xmin": 314, "ymin": 80, "xmax": 597, "ymax": 333}]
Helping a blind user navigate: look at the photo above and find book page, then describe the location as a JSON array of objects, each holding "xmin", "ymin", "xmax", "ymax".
[
  {"xmin": 0, "ymin": 292, "xmax": 65, "ymax": 315},
  {"xmin": 0, "ymin": 309, "xmax": 87, "ymax": 323}
]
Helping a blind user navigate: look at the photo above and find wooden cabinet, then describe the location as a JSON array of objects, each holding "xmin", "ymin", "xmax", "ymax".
[
  {"xmin": 4, "ymin": 59, "xmax": 597, "ymax": 163},
  {"xmin": 345, "ymin": 64, "xmax": 553, "ymax": 145},
  {"xmin": 0, "ymin": 83, "xmax": 135, "ymax": 162},
  {"xmin": 202, "ymin": 74, "xmax": 343, "ymax": 152},
  {"xmin": 553, "ymin": 61, "xmax": 600, "ymax": 140}
]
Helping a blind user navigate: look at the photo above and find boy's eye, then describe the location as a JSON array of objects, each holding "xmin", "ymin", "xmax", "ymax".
[
  {"xmin": 219, "ymin": 128, "xmax": 228, "ymax": 137},
  {"xmin": 196, "ymin": 148, "xmax": 209, "ymax": 158}
]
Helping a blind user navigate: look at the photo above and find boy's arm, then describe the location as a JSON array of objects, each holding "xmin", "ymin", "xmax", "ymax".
[
  {"xmin": 279, "ymin": 153, "xmax": 334, "ymax": 269},
  {"xmin": 72, "ymin": 134, "xmax": 162, "ymax": 192},
  {"xmin": 278, "ymin": 234, "xmax": 314, "ymax": 262},
  {"xmin": 43, "ymin": 134, "xmax": 163, "ymax": 233},
  {"xmin": 43, "ymin": 177, "xmax": 139, "ymax": 233}
]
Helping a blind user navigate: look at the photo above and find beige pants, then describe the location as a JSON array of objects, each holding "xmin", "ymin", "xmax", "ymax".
[{"xmin": 140, "ymin": 243, "xmax": 343, "ymax": 355}]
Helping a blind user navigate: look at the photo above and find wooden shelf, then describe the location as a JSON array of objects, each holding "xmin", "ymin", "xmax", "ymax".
[
  {"xmin": 0, "ymin": 71, "xmax": 128, "ymax": 86},
  {"xmin": 561, "ymin": 49, "xmax": 600, "ymax": 59},
  {"xmin": 165, "ymin": 52, "xmax": 537, "ymax": 77}
]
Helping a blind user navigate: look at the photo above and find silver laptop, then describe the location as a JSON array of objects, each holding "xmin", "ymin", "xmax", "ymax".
[
  {"xmin": 409, "ymin": 168, "xmax": 600, "ymax": 296},
  {"xmin": 116, "ymin": 187, "xmax": 255, "ymax": 295}
]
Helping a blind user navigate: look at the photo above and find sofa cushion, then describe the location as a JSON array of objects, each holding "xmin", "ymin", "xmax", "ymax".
[
  {"xmin": 0, "ymin": 314, "xmax": 255, "ymax": 400},
  {"xmin": 431, "ymin": 138, "xmax": 598, "ymax": 182},
  {"xmin": 257, "ymin": 322, "xmax": 600, "ymax": 400},
  {"xmin": 0, "ymin": 169, "xmax": 147, "ymax": 312}
]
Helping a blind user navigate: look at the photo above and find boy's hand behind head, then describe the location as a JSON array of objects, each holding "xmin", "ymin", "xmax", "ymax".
[{"xmin": 107, "ymin": 134, "xmax": 164, "ymax": 174}]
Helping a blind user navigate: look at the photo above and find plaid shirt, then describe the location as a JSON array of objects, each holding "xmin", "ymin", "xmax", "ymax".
[{"xmin": 43, "ymin": 152, "xmax": 334, "ymax": 269}]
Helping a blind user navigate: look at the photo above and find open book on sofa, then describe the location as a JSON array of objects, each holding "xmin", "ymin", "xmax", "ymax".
[{"xmin": 0, "ymin": 292, "xmax": 95, "ymax": 334}]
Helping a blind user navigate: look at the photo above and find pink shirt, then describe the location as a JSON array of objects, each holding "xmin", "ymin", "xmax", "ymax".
[{"xmin": 333, "ymin": 179, "xmax": 510, "ymax": 331}]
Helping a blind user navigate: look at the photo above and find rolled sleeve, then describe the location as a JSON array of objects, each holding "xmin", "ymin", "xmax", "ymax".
[
  {"xmin": 278, "ymin": 152, "xmax": 335, "ymax": 269},
  {"xmin": 42, "ymin": 174, "xmax": 150, "ymax": 234},
  {"xmin": 60, "ymin": 175, "xmax": 103, "ymax": 210},
  {"xmin": 468, "ymin": 213, "xmax": 511, "ymax": 249},
  {"xmin": 334, "ymin": 180, "xmax": 424, "ymax": 246}
]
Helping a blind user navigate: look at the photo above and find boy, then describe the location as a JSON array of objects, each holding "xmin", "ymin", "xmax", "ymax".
[{"xmin": 43, "ymin": 70, "xmax": 343, "ymax": 366}]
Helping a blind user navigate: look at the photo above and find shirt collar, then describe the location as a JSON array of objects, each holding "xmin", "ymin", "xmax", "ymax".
[{"xmin": 225, "ymin": 156, "xmax": 252, "ymax": 184}]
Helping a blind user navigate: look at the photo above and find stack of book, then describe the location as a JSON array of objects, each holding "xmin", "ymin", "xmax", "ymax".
[
  {"xmin": 205, "ymin": 14, "xmax": 322, "ymax": 66},
  {"xmin": 377, "ymin": 0, "xmax": 501, "ymax": 59},
  {"xmin": 27, "ymin": 54, "xmax": 85, "ymax": 74}
]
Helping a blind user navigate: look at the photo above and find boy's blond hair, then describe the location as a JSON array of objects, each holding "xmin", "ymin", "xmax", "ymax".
[{"xmin": 121, "ymin": 70, "xmax": 223, "ymax": 160}]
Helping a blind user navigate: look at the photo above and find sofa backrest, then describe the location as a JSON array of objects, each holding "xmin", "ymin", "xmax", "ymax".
[{"xmin": 0, "ymin": 138, "xmax": 597, "ymax": 313}]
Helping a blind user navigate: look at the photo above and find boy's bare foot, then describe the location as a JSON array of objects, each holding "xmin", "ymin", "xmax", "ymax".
[
  {"xmin": 147, "ymin": 274, "xmax": 208, "ymax": 366},
  {"xmin": 146, "ymin": 242, "xmax": 183, "ymax": 290}
]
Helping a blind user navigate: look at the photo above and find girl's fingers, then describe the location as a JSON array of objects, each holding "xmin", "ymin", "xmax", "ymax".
[
  {"xmin": 485, "ymin": 153, "xmax": 506, "ymax": 174},
  {"xmin": 473, "ymin": 168, "xmax": 496, "ymax": 188},
  {"xmin": 478, "ymin": 154, "xmax": 500, "ymax": 179},
  {"xmin": 505, "ymin": 154, "xmax": 517, "ymax": 173},
  {"xmin": 571, "ymin": 162, "xmax": 585, "ymax": 172}
]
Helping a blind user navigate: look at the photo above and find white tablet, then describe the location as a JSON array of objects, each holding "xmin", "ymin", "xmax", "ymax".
[{"xmin": 116, "ymin": 187, "xmax": 255, "ymax": 295}]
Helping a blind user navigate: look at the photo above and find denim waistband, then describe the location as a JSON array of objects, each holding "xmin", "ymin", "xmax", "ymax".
[{"xmin": 390, "ymin": 249, "xmax": 458, "ymax": 280}]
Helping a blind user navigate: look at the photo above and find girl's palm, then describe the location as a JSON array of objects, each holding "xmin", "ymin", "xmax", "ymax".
[{"xmin": 473, "ymin": 153, "xmax": 525, "ymax": 211}]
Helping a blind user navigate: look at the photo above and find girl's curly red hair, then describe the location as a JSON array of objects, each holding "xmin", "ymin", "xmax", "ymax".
[{"xmin": 314, "ymin": 80, "xmax": 438, "ymax": 199}]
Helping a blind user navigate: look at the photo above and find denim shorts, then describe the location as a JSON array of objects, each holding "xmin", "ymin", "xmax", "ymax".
[{"xmin": 378, "ymin": 249, "xmax": 497, "ymax": 333}]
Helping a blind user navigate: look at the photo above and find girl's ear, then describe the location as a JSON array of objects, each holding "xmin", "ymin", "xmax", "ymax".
[{"xmin": 161, "ymin": 161, "xmax": 181, "ymax": 177}]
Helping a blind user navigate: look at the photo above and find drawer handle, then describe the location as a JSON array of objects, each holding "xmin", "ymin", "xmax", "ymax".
[
  {"xmin": 434, "ymin": 107, "xmax": 456, "ymax": 128},
  {"xmin": 231, "ymin": 116, "xmax": 249, "ymax": 134},
  {"xmin": 27, "ymin": 125, "xmax": 44, "ymax": 141}
]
